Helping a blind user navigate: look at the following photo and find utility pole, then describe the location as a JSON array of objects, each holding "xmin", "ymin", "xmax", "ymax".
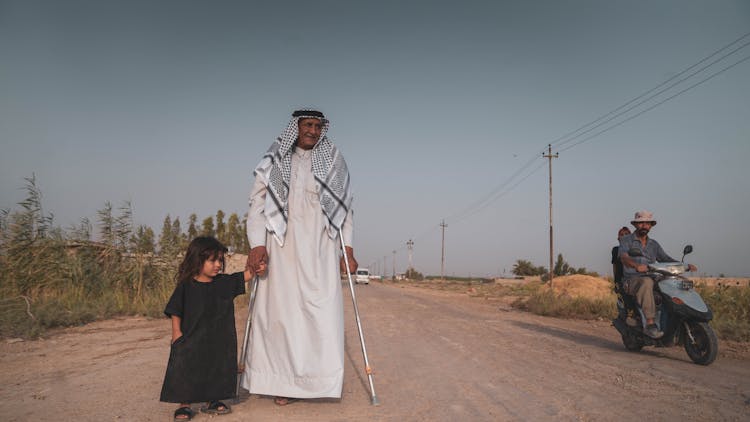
[
  {"xmin": 440, "ymin": 220, "xmax": 448, "ymax": 280},
  {"xmin": 543, "ymin": 144, "xmax": 559, "ymax": 288},
  {"xmin": 406, "ymin": 239, "xmax": 414, "ymax": 272},
  {"xmin": 392, "ymin": 250, "xmax": 396, "ymax": 280},
  {"xmin": 383, "ymin": 256, "xmax": 387, "ymax": 277}
]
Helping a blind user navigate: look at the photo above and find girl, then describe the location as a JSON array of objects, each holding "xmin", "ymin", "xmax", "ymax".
[{"xmin": 159, "ymin": 236, "xmax": 263, "ymax": 421}]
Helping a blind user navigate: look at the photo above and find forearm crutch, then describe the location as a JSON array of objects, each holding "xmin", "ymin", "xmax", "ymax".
[
  {"xmin": 234, "ymin": 275, "xmax": 259, "ymax": 403},
  {"xmin": 339, "ymin": 228, "xmax": 380, "ymax": 406}
]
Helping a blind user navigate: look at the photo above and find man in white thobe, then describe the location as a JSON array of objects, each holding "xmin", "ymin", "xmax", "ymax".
[{"xmin": 243, "ymin": 109, "xmax": 357, "ymax": 404}]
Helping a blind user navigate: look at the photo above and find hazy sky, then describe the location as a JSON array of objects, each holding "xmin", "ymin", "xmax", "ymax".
[{"xmin": 2, "ymin": 1, "xmax": 749, "ymax": 277}]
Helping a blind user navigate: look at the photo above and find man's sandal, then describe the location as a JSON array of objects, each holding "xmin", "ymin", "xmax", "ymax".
[
  {"xmin": 173, "ymin": 406, "xmax": 195, "ymax": 421},
  {"xmin": 274, "ymin": 396, "xmax": 299, "ymax": 406},
  {"xmin": 200, "ymin": 400, "xmax": 232, "ymax": 415}
]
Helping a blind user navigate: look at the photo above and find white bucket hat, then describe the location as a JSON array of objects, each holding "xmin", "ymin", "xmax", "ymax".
[{"xmin": 631, "ymin": 210, "xmax": 656, "ymax": 226}]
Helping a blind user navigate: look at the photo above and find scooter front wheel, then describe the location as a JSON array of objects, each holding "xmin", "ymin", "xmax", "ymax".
[{"xmin": 683, "ymin": 321, "xmax": 718, "ymax": 365}]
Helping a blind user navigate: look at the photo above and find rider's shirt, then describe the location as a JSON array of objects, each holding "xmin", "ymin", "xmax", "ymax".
[{"xmin": 618, "ymin": 233, "xmax": 677, "ymax": 280}]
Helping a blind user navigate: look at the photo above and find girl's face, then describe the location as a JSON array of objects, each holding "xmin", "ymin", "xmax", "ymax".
[{"xmin": 196, "ymin": 253, "xmax": 224, "ymax": 282}]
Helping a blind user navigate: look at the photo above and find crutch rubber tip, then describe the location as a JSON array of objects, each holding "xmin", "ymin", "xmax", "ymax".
[{"xmin": 371, "ymin": 395, "xmax": 380, "ymax": 406}]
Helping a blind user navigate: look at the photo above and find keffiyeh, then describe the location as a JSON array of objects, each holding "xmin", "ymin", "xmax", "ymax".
[{"xmin": 253, "ymin": 110, "xmax": 352, "ymax": 245}]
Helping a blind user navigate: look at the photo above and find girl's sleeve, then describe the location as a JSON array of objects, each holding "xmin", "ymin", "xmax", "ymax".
[
  {"xmin": 231, "ymin": 272, "xmax": 246, "ymax": 298},
  {"xmin": 164, "ymin": 283, "xmax": 185, "ymax": 318}
]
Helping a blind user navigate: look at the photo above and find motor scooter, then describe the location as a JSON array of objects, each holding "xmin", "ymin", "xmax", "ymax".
[{"xmin": 612, "ymin": 245, "xmax": 718, "ymax": 365}]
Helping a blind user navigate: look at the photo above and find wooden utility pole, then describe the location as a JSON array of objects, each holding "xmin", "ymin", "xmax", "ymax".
[
  {"xmin": 543, "ymin": 144, "xmax": 559, "ymax": 288},
  {"xmin": 406, "ymin": 239, "xmax": 414, "ymax": 271},
  {"xmin": 440, "ymin": 220, "xmax": 448, "ymax": 280}
]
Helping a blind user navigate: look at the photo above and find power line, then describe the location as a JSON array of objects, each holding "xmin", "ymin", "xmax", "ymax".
[
  {"xmin": 367, "ymin": 32, "xmax": 750, "ymax": 273},
  {"xmin": 558, "ymin": 53, "xmax": 750, "ymax": 153},
  {"xmin": 550, "ymin": 31, "xmax": 750, "ymax": 150},
  {"xmin": 554, "ymin": 39, "xmax": 750, "ymax": 151}
]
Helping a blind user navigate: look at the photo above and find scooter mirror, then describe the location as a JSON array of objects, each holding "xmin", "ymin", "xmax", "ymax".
[{"xmin": 683, "ymin": 245, "xmax": 693, "ymax": 255}]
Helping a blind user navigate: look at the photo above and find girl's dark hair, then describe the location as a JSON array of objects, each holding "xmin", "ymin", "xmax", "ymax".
[{"xmin": 176, "ymin": 236, "xmax": 228, "ymax": 284}]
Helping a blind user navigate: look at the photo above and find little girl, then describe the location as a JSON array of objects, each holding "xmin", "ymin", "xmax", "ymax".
[{"xmin": 159, "ymin": 236, "xmax": 263, "ymax": 421}]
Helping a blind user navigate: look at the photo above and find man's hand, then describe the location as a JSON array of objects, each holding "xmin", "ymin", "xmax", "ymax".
[
  {"xmin": 636, "ymin": 264, "xmax": 648, "ymax": 273},
  {"xmin": 247, "ymin": 246, "xmax": 268, "ymax": 277},
  {"xmin": 340, "ymin": 246, "xmax": 358, "ymax": 274},
  {"xmin": 687, "ymin": 264, "xmax": 697, "ymax": 272}
]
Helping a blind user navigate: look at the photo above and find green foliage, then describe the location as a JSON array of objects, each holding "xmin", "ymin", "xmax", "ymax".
[
  {"xmin": 187, "ymin": 214, "xmax": 198, "ymax": 242},
  {"xmin": 215, "ymin": 210, "xmax": 226, "ymax": 244},
  {"xmin": 201, "ymin": 216, "xmax": 215, "ymax": 237},
  {"xmin": 133, "ymin": 225, "xmax": 156, "ymax": 254},
  {"xmin": 512, "ymin": 290, "xmax": 617, "ymax": 320},
  {"xmin": 0, "ymin": 178, "xmax": 175, "ymax": 339},
  {"xmin": 512, "ymin": 259, "xmax": 546, "ymax": 276},
  {"xmin": 158, "ymin": 215, "xmax": 182, "ymax": 257},
  {"xmin": 405, "ymin": 268, "xmax": 424, "ymax": 280},
  {"xmin": 697, "ymin": 284, "xmax": 750, "ymax": 342}
]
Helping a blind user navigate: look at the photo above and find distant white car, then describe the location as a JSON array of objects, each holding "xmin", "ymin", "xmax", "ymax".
[{"xmin": 355, "ymin": 268, "xmax": 370, "ymax": 284}]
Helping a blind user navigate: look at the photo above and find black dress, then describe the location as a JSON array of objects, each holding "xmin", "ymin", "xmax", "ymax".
[{"xmin": 160, "ymin": 272, "xmax": 245, "ymax": 403}]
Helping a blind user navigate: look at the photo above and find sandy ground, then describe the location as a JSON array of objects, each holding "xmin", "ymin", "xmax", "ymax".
[{"xmin": 1, "ymin": 281, "xmax": 749, "ymax": 422}]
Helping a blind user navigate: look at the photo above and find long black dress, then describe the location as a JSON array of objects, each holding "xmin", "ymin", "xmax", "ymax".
[{"xmin": 160, "ymin": 272, "xmax": 245, "ymax": 403}]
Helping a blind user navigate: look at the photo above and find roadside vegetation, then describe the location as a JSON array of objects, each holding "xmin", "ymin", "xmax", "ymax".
[
  {"xmin": 697, "ymin": 284, "xmax": 750, "ymax": 342},
  {"xmin": 397, "ymin": 259, "xmax": 749, "ymax": 342},
  {"xmin": 0, "ymin": 176, "xmax": 248, "ymax": 339}
]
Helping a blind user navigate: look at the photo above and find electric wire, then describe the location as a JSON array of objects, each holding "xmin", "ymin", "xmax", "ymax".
[
  {"xmin": 558, "ymin": 53, "xmax": 750, "ymax": 153},
  {"xmin": 553, "ymin": 39, "xmax": 750, "ymax": 151},
  {"xmin": 548, "ymin": 31, "xmax": 750, "ymax": 150},
  {"xmin": 369, "ymin": 32, "xmax": 750, "ymax": 273}
]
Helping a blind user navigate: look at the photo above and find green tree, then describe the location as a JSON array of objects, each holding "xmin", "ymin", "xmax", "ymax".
[
  {"xmin": 201, "ymin": 216, "xmax": 215, "ymax": 237},
  {"xmin": 512, "ymin": 259, "xmax": 546, "ymax": 276},
  {"xmin": 133, "ymin": 225, "xmax": 155, "ymax": 254},
  {"xmin": 226, "ymin": 213, "xmax": 242, "ymax": 252},
  {"xmin": 216, "ymin": 210, "xmax": 226, "ymax": 244},
  {"xmin": 115, "ymin": 201, "xmax": 134, "ymax": 250},
  {"xmin": 98, "ymin": 202, "xmax": 116, "ymax": 247},
  {"xmin": 187, "ymin": 213, "xmax": 198, "ymax": 242},
  {"xmin": 158, "ymin": 215, "xmax": 176, "ymax": 256},
  {"xmin": 172, "ymin": 217, "xmax": 185, "ymax": 250},
  {"xmin": 405, "ymin": 268, "xmax": 424, "ymax": 280}
]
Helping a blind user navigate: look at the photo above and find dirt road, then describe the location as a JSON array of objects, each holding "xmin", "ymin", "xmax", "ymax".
[{"xmin": 1, "ymin": 282, "xmax": 748, "ymax": 421}]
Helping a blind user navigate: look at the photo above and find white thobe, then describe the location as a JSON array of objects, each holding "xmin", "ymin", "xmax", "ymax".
[{"xmin": 243, "ymin": 147, "xmax": 353, "ymax": 398}]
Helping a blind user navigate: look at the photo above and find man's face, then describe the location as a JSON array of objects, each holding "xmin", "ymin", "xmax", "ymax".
[
  {"xmin": 633, "ymin": 221, "xmax": 653, "ymax": 237},
  {"xmin": 297, "ymin": 118, "xmax": 323, "ymax": 150}
]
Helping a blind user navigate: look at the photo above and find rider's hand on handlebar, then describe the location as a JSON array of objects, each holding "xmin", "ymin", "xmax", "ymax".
[
  {"xmin": 636, "ymin": 264, "xmax": 648, "ymax": 273},
  {"xmin": 687, "ymin": 264, "xmax": 697, "ymax": 272}
]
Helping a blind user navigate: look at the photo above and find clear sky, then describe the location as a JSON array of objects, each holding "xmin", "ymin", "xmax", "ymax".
[{"xmin": 2, "ymin": 1, "xmax": 749, "ymax": 277}]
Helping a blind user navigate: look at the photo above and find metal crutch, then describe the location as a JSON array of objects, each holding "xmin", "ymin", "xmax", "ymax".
[
  {"xmin": 339, "ymin": 228, "xmax": 380, "ymax": 406},
  {"xmin": 234, "ymin": 275, "xmax": 260, "ymax": 403}
]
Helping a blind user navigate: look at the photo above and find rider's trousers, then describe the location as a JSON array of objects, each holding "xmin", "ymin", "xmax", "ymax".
[{"xmin": 625, "ymin": 276, "xmax": 656, "ymax": 320}]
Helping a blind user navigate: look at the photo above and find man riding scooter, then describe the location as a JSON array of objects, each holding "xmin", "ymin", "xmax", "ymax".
[{"xmin": 619, "ymin": 211, "xmax": 697, "ymax": 339}]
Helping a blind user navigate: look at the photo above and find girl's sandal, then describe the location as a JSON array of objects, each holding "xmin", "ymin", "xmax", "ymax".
[
  {"xmin": 174, "ymin": 406, "xmax": 195, "ymax": 421},
  {"xmin": 274, "ymin": 396, "xmax": 299, "ymax": 406}
]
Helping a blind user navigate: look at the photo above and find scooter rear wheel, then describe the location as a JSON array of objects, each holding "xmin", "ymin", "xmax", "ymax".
[{"xmin": 683, "ymin": 321, "xmax": 718, "ymax": 365}]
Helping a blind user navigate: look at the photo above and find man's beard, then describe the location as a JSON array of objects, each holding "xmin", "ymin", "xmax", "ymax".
[{"xmin": 636, "ymin": 228, "xmax": 650, "ymax": 237}]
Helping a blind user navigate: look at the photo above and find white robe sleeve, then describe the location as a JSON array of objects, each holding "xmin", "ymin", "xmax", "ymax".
[
  {"xmin": 247, "ymin": 176, "xmax": 268, "ymax": 248},
  {"xmin": 341, "ymin": 207, "xmax": 354, "ymax": 248}
]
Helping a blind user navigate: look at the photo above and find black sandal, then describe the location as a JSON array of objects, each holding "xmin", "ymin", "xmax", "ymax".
[
  {"xmin": 173, "ymin": 406, "xmax": 195, "ymax": 421},
  {"xmin": 200, "ymin": 400, "xmax": 232, "ymax": 415}
]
